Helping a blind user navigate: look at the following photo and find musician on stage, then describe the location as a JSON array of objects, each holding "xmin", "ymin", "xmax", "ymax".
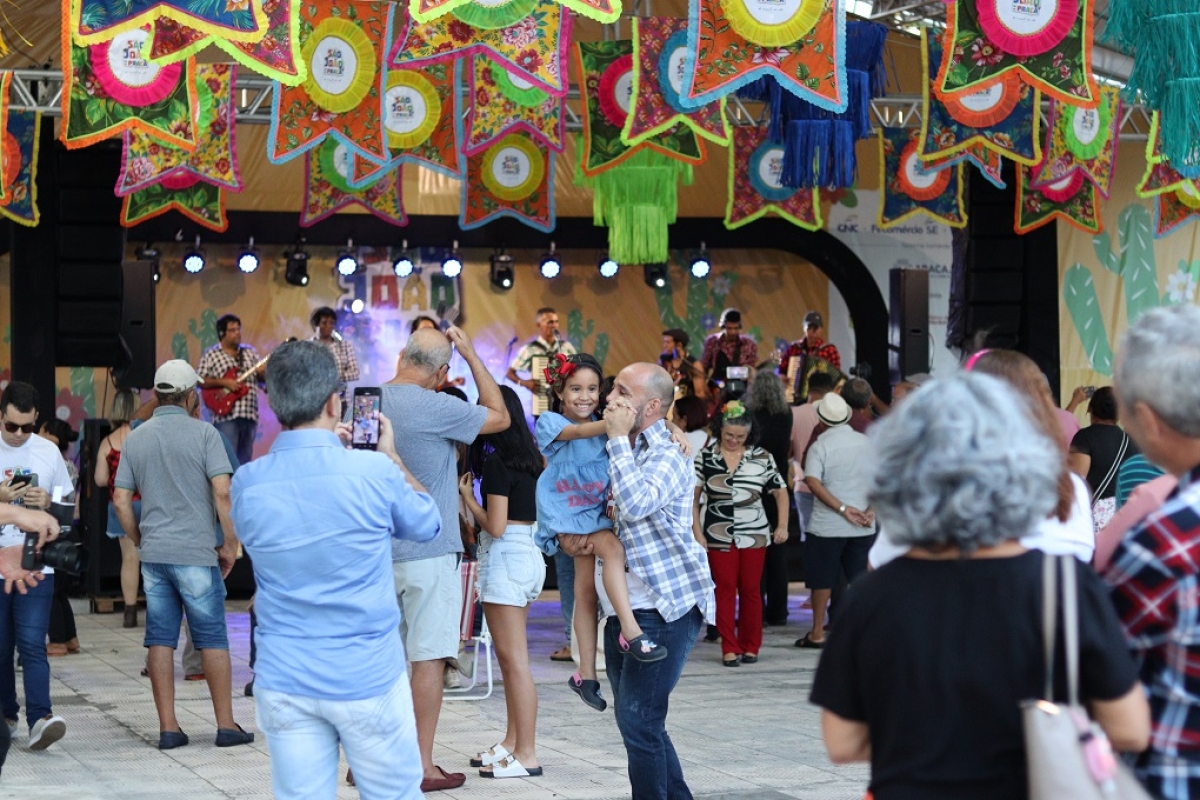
[
  {"xmin": 779, "ymin": 311, "xmax": 841, "ymax": 377},
  {"xmin": 198, "ymin": 314, "xmax": 266, "ymax": 466},
  {"xmin": 504, "ymin": 307, "xmax": 576, "ymax": 400},
  {"xmin": 310, "ymin": 306, "xmax": 360, "ymax": 403}
]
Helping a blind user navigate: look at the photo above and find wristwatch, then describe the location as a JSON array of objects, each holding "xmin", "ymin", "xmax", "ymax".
[{"xmin": 838, "ymin": 503, "xmax": 847, "ymax": 515}]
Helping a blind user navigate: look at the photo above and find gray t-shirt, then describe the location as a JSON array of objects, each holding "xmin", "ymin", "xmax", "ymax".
[
  {"xmin": 805, "ymin": 424, "xmax": 873, "ymax": 538},
  {"xmin": 115, "ymin": 406, "xmax": 234, "ymax": 566},
  {"xmin": 381, "ymin": 383, "xmax": 487, "ymax": 562}
]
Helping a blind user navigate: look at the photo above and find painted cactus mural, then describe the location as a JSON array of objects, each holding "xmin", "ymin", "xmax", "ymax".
[
  {"xmin": 653, "ymin": 259, "xmax": 739, "ymax": 351},
  {"xmin": 565, "ymin": 310, "xmax": 610, "ymax": 369}
]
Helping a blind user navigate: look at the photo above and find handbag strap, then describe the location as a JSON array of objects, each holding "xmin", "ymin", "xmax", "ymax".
[
  {"xmin": 1042, "ymin": 553, "xmax": 1057, "ymax": 700},
  {"xmin": 1092, "ymin": 432, "xmax": 1129, "ymax": 501},
  {"xmin": 1042, "ymin": 553, "xmax": 1081, "ymax": 705}
]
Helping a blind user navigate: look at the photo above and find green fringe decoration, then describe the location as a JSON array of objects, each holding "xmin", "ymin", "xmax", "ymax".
[{"xmin": 452, "ymin": 0, "xmax": 540, "ymax": 30}]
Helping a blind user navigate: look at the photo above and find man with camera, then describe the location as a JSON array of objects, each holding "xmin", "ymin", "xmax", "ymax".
[{"xmin": 0, "ymin": 381, "xmax": 74, "ymax": 751}]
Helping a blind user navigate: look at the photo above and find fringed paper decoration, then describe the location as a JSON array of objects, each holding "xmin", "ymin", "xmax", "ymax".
[
  {"xmin": 577, "ymin": 145, "xmax": 693, "ymax": 264},
  {"xmin": 465, "ymin": 56, "xmax": 564, "ymax": 155},
  {"xmin": 683, "ymin": 0, "xmax": 848, "ymax": 111},
  {"xmin": 393, "ymin": 0, "xmax": 573, "ymax": 96},
  {"xmin": 61, "ymin": 23, "xmax": 200, "ymax": 150},
  {"xmin": 412, "ymin": 0, "xmax": 618, "ymax": 25},
  {"xmin": 725, "ymin": 127, "xmax": 821, "ymax": 230},
  {"xmin": 0, "ymin": 109, "xmax": 41, "ymax": 228},
  {"xmin": 624, "ymin": 18, "xmax": 730, "ymax": 149},
  {"xmin": 121, "ymin": 174, "xmax": 228, "ymax": 231},
  {"xmin": 302, "ymin": 138, "xmax": 407, "ymax": 227},
  {"xmin": 1032, "ymin": 86, "xmax": 1119, "ymax": 197},
  {"xmin": 149, "ymin": 0, "xmax": 306, "ymax": 86},
  {"xmin": 268, "ymin": 0, "xmax": 391, "ymax": 165},
  {"xmin": 1015, "ymin": 165, "xmax": 1101, "ymax": 234},
  {"xmin": 879, "ymin": 128, "xmax": 967, "ymax": 229},
  {"xmin": 937, "ymin": 0, "xmax": 1100, "ymax": 108},
  {"xmin": 116, "ymin": 64, "xmax": 242, "ymax": 196},
  {"xmin": 577, "ymin": 40, "xmax": 705, "ymax": 177},
  {"xmin": 461, "ymin": 134, "xmax": 555, "ymax": 232},
  {"xmin": 920, "ymin": 29, "xmax": 1041, "ymax": 169},
  {"xmin": 72, "ymin": 0, "xmax": 266, "ymax": 45}
]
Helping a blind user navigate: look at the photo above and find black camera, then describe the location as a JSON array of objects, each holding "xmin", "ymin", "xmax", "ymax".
[{"xmin": 20, "ymin": 502, "xmax": 86, "ymax": 575}]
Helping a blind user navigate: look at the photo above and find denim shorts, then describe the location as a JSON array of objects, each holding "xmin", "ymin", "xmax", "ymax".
[
  {"xmin": 142, "ymin": 562, "xmax": 229, "ymax": 650},
  {"xmin": 105, "ymin": 499, "xmax": 141, "ymax": 539},
  {"xmin": 477, "ymin": 524, "xmax": 546, "ymax": 607}
]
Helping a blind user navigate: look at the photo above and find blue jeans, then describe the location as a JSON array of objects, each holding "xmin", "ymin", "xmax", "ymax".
[
  {"xmin": 214, "ymin": 418, "xmax": 255, "ymax": 467},
  {"xmin": 0, "ymin": 574, "xmax": 54, "ymax": 728},
  {"xmin": 255, "ymin": 672, "xmax": 423, "ymax": 800},
  {"xmin": 604, "ymin": 606, "xmax": 703, "ymax": 800},
  {"xmin": 142, "ymin": 563, "xmax": 229, "ymax": 650},
  {"xmin": 554, "ymin": 550, "xmax": 575, "ymax": 642}
]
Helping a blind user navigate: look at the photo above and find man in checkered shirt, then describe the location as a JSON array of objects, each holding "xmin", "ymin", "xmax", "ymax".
[
  {"xmin": 1105, "ymin": 304, "xmax": 1200, "ymax": 800},
  {"xmin": 560, "ymin": 362, "xmax": 715, "ymax": 800},
  {"xmin": 198, "ymin": 314, "xmax": 266, "ymax": 467}
]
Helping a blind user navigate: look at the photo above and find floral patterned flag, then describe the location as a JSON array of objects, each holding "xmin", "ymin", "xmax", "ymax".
[
  {"xmin": 116, "ymin": 64, "xmax": 242, "ymax": 196},
  {"xmin": 936, "ymin": 0, "xmax": 1100, "ymax": 108},
  {"xmin": 576, "ymin": 40, "xmax": 705, "ymax": 177},
  {"xmin": 1032, "ymin": 86, "xmax": 1120, "ymax": 197},
  {"xmin": 624, "ymin": 17, "xmax": 729, "ymax": 149},
  {"xmin": 1155, "ymin": 190, "xmax": 1200, "ymax": 239},
  {"xmin": 879, "ymin": 127, "xmax": 967, "ymax": 230},
  {"xmin": 1134, "ymin": 113, "xmax": 1198, "ymax": 200},
  {"xmin": 1015, "ymin": 164, "xmax": 1101, "ymax": 234},
  {"xmin": 121, "ymin": 174, "xmax": 228, "ymax": 231},
  {"xmin": 410, "ymin": 0, "xmax": 618, "ymax": 26},
  {"xmin": 61, "ymin": 22, "xmax": 200, "ymax": 151},
  {"xmin": 149, "ymin": 0, "xmax": 306, "ymax": 86},
  {"xmin": 461, "ymin": 133, "xmax": 555, "ymax": 232},
  {"xmin": 683, "ymin": 0, "xmax": 849, "ymax": 112},
  {"xmin": 923, "ymin": 142, "xmax": 1006, "ymax": 189},
  {"xmin": 0, "ymin": 107, "xmax": 41, "ymax": 228},
  {"xmin": 302, "ymin": 138, "xmax": 406, "ymax": 227},
  {"xmin": 72, "ymin": 0, "xmax": 268, "ymax": 46},
  {"xmin": 0, "ymin": 71, "xmax": 10, "ymax": 202},
  {"xmin": 464, "ymin": 55, "xmax": 564, "ymax": 156},
  {"xmin": 725, "ymin": 126, "xmax": 821, "ymax": 230},
  {"xmin": 268, "ymin": 0, "xmax": 391, "ymax": 166},
  {"xmin": 392, "ymin": 0, "xmax": 573, "ymax": 96}
]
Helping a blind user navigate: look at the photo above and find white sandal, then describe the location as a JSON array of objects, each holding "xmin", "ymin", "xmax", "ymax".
[
  {"xmin": 479, "ymin": 755, "xmax": 544, "ymax": 778},
  {"xmin": 469, "ymin": 743, "xmax": 510, "ymax": 768}
]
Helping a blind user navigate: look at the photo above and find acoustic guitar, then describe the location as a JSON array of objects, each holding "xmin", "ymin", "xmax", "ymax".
[{"xmin": 201, "ymin": 339, "xmax": 296, "ymax": 416}]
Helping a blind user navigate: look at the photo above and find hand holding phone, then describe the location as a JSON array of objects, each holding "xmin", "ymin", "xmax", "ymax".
[{"xmin": 352, "ymin": 387, "xmax": 383, "ymax": 450}]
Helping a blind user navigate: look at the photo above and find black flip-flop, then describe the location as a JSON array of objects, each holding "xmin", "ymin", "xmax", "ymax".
[{"xmin": 795, "ymin": 634, "xmax": 825, "ymax": 649}]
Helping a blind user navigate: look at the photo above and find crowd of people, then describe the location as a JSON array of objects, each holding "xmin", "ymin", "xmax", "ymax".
[{"xmin": 1, "ymin": 300, "xmax": 1199, "ymax": 800}]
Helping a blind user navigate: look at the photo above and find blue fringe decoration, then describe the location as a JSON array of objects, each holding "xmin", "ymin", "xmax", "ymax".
[
  {"xmin": 780, "ymin": 119, "xmax": 857, "ymax": 189},
  {"xmin": 845, "ymin": 21, "xmax": 890, "ymax": 98}
]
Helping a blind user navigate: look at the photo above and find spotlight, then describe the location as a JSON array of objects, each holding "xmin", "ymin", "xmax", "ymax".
[
  {"xmin": 237, "ymin": 236, "xmax": 260, "ymax": 274},
  {"xmin": 643, "ymin": 262, "xmax": 668, "ymax": 289},
  {"xmin": 349, "ymin": 298, "xmax": 365, "ymax": 314},
  {"xmin": 689, "ymin": 242, "xmax": 711, "ymax": 279},
  {"xmin": 183, "ymin": 235, "xmax": 205, "ymax": 274},
  {"xmin": 336, "ymin": 238, "xmax": 358, "ymax": 276},
  {"xmin": 135, "ymin": 243, "xmax": 161, "ymax": 283},
  {"xmin": 490, "ymin": 248, "xmax": 514, "ymax": 290},
  {"xmin": 442, "ymin": 240, "xmax": 463, "ymax": 278},
  {"xmin": 539, "ymin": 241, "xmax": 561, "ymax": 279},
  {"xmin": 598, "ymin": 253, "xmax": 619, "ymax": 279},
  {"xmin": 393, "ymin": 239, "xmax": 415, "ymax": 277},
  {"xmin": 285, "ymin": 238, "xmax": 310, "ymax": 287}
]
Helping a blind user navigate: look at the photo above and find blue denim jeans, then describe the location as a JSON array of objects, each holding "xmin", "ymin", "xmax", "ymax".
[
  {"xmin": 0, "ymin": 574, "xmax": 54, "ymax": 729},
  {"xmin": 604, "ymin": 606, "xmax": 703, "ymax": 800},
  {"xmin": 142, "ymin": 563, "xmax": 229, "ymax": 650},
  {"xmin": 554, "ymin": 549, "xmax": 575, "ymax": 642},
  {"xmin": 255, "ymin": 672, "xmax": 423, "ymax": 800},
  {"xmin": 214, "ymin": 418, "xmax": 255, "ymax": 467}
]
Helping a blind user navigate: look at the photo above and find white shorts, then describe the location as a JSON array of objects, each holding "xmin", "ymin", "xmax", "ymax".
[
  {"xmin": 393, "ymin": 553, "xmax": 462, "ymax": 662},
  {"xmin": 477, "ymin": 524, "xmax": 546, "ymax": 607}
]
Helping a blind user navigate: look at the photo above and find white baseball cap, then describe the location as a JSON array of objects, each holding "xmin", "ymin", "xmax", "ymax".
[{"xmin": 154, "ymin": 360, "xmax": 201, "ymax": 393}]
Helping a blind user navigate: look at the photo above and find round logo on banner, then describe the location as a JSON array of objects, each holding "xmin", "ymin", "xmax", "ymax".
[
  {"xmin": 302, "ymin": 18, "xmax": 377, "ymax": 114},
  {"xmin": 1038, "ymin": 170, "xmax": 1084, "ymax": 203},
  {"xmin": 656, "ymin": 32, "xmax": 693, "ymax": 114},
  {"xmin": 943, "ymin": 75, "xmax": 1020, "ymax": 128},
  {"xmin": 481, "ymin": 135, "xmax": 544, "ymax": 201},
  {"xmin": 384, "ymin": 70, "xmax": 440, "ymax": 149},
  {"xmin": 491, "ymin": 63, "xmax": 548, "ymax": 108},
  {"xmin": 106, "ymin": 29, "xmax": 158, "ymax": 88},
  {"xmin": 598, "ymin": 56, "xmax": 635, "ymax": 128},
  {"xmin": 1063, "ymin": 99, "xmax": 1111, "ymax": 162},
  {"xmin": 725, "ymin": 0, "xmax": 823, "ymax": 48},
  {"xmin": 317, "ymin": 138, "xmax": 361, "ymax": 193},
  {"xmin": 452, "ymin": 0, "xmax": 538, "ymax": 30},
  {"xmin": 1176, "ymin": 181, "xmax": 1200, "ymax": 210},
  {"xmin": 89, "ymin": 27, "xmax": 183, "ymax": 107},
  {"xmin": 748, "ymin": 142, "xmax": 796, "ymax": 202},
  {"xmin": 897, "ymin": 141, "xmax": 951, "ymax": 201},
  {"xmin": 977, "ymin": 0, "xmax": 1078, "ymax": 58}
]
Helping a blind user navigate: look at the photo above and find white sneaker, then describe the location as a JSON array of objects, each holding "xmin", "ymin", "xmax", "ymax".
[
  {"xmin": 28, "ymin": 714, "xmax": 65, "ymax": 751},
  {"xmin": 443, "ymin": 667, "xmax": 461, "ymax": 690}
]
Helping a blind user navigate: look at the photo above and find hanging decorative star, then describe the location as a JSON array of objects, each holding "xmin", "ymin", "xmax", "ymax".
[
  {"xmin": 1155, "ymin": 190, "xmax": 1200, "ymax": 239},
  {"xmin": 72, "ymin": 0, "xmax": 268, "ymax": 46},
  {"xmin": 879, "ymin": 127, "xmax": 967, "ymax": 229},
  {"xmin": 302, "ymin": 138, "xmax": 406, "ymax": 227},
  {"xmin": 410, "ymin": 0, "xmax": 618, "ymax": 26},
  {"xmin": 461, "ymin": 133, "xmax": 555, "ymax": 232},
  {"xmin": 0, "ymin": 75, "xmax": 41, "ymax": 227},
  {"xmin": 121, "ymin": 174, "xmax": 228, "ymax": 231},
  {"xmin": 1015, "ymin": 164, "xmax": 1101, "ymax": 234},
  {"xmin": 725, "ymin": 126, "xmax": 821, "ymax": 230},
  {"xmin": 464, "ymin": 55, "xmax": 564, "ymax": 156},
  {"xmin": 1032, "ymin": 86, "xmax": 1120, "ymax": 197}
]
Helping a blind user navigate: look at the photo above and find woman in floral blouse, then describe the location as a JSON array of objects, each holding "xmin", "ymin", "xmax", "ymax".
[{"xmin": 692, "ymin": 401, "xmax": 788, "ymax": 666}]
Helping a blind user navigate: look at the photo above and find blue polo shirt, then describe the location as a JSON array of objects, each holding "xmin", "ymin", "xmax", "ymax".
[{"xmin": 231, "ymin": 429, "xmax": 439, "ymax": 700}]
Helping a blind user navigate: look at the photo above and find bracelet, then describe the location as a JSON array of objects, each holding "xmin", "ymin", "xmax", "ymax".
[{"xmin": 837, "ymin": 503, "xmax": 847, "ymax": 515}]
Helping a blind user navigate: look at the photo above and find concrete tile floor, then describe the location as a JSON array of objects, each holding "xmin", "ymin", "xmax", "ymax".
[{"xmin": 7, "ymin": 588, "xmax": 868, "ymax": 799}]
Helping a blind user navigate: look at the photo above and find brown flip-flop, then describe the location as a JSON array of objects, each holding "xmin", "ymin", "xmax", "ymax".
[{"xmin": 549, "ymin": 646, "xmax": 573, "ymax": 662}]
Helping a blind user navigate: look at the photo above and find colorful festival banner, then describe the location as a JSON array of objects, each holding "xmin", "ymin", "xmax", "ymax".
[
  {"xmin": 392, "ymin": 0, "xmax": 573, "ymax": 96},
  {"xmin": 683, "ymin": 0, "xmax": 848, "ymax": 112},
  {"xmin": 1016, "ymin": 165, "xmax": 1101, "ymax": 235},
  {"xmin": 72, "ymin": 0, "xmax": 267, "ymax": 46},
  {"xmin": 410, "ymin": 0, "xmax": 619, "ymax": 25},
  {"xmin": 302, "ymin": 138, "xmax": 406, "ymax": 227},
  {"xmin": 879, "ymin": 127, "xmax": 967, "ymax": 230},
  {"xmin": 0, "ymin": 71, "xmax": 10, "ymax": 202},
  {"xmin": 61, "ymin": 23, "xmax": 200, "ymax": 151},
  {"xmin": 1033, "ymin": 86, "xmax": 1120, "ymax": 197},
  {"xmin": 148, "ymin": 0, "xmax": 306, "ymax": 86},
  {"xmin": 116, "ymin": 64, "xmax": 242, "ymax": 196},
  {"xmin": 1155, "ymin": 188, "xmax": 1200, "ymax": 239},
  {"xmin": 464, "ymin": 55, "xmax": 564, "ymax": 156},
  {"xmin": 924, "ymin": 142, "xmax": 1006, "ymax": 189},
  {"xmin": 0, "ymin": 108, "xmax": 41, "ymax": 228},
  {"xmin": 576, "ymin": 40, "xmax": 705, "ymax": 177},
  {"xmin": 268, "ymin": 0, "xmax": 391, "ymax": 165},
  {"xmin": 121, "ymin": 173, "xmax": 228, "ymax": 231},
  {"xmin": 725, "ymin": 127, "xmax": 821, "ymax": 230},
  {"xmin": 461, "ymin": 133, "xmax": 555, "ymax": 232},
  {"xmin": 624, "ymin": 17, "xmax": 729, "ymax": 149},
  {"xmin": 936, "ymin": 0, "xmax": 1100, "ymax": 108}
]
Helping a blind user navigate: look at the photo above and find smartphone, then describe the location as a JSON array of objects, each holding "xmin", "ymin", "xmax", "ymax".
[
  {"xmin": 726, "ymin": 366, "xmax": 749, "ymax": 380},
  {"xmin": 1083, "ymin": 386, "xmax": 1096, "ymax": 398},
  {"xmin": 8, "ymin": 473, "xmax": 35, "ymax": 489},
  {"xmin": 351, "ymin": 387, "xmax": 382, "ymax": 450}
]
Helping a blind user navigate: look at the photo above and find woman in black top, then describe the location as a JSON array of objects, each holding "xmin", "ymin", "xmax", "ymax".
[
  {"xmin": 1069, "ymin": 386, "xmax": 1136, "ymax": 529},
  {"xmin": 743, "ymin": 370, "xmax": 794, "ymax": 626},
  {"xmin": 810, "ymin": 373, "xmax": 1149, "ymax": 800},
  {"xmin": 458, "ymin": 387, "xmax": 545, "ymax": 779}
]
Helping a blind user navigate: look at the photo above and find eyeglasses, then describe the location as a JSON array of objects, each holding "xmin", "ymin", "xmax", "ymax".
[{"xmin": 3, "ymin": 421, "xmax": 37, "ymax": 434}]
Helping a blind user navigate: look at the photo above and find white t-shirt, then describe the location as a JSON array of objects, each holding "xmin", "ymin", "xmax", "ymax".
[
  {"xmin": 595, "ymin": 556, "xmax": 657, "ymax": 618},
  {"xmin": 0, "ymin": 434, "xmax": 74, "ymax": 575},
  {"xmin": 868, "ymin": 473, "xmax": 1096, "ymax": 567}
]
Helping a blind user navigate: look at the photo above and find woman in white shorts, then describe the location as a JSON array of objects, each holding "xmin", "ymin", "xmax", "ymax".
[{"xmin": 458, "ymin": 386, "xmax": 546, "ymax": 779}]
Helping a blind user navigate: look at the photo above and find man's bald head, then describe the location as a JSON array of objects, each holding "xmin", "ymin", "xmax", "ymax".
[
  {"xmin": 611, "ymin": 362, "xmax": 675, "ymax": 435},
  {"xmin": 401, "ymin": 328, "xmax": 453, "ymax": 373}
]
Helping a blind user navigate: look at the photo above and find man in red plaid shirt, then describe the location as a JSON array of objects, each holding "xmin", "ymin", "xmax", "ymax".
[
  {"xmin": 780, "ymin": 311, "xmax": 840, "ymax": 377},
  {"xmin": 1105, "ymin": 304, "xmax": 1200, "ymax": 800}
]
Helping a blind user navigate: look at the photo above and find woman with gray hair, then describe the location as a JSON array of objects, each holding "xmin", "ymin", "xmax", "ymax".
[{"xmin": 810, "ymin": 373, "xmax": 1149, "ymax": 800}]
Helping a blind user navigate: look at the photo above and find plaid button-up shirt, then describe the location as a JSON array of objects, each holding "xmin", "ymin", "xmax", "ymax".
[
  {"xmin": 198, "ymin": 344, "xmax": 263, "ymax": 423},
  {"xmin": 311, "ymin": 335, "xmax": 360, "ymax": 386},
  {"xmin": 781, "ymin": 337, "xmax": 841, "ymax": 374}
]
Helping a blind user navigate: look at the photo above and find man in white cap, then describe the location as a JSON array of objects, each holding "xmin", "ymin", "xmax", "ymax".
[
  {"xmin": 114, "ymin": 359, "xmax": 253, "ymax": 751},
  {"xmin": 796, "ymin": 392, "xmax": 874, "ymax": 649}
]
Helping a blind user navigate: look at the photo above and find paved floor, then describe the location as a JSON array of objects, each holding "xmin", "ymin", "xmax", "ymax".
[{"xmin": 8, "ymin": 588, "xmax": 868, "ymax": 799}]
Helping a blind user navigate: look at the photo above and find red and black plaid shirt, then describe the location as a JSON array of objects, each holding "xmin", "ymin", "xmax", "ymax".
[{"xmin": 781, "ymin": 337, "xmax": 841, "ymax": 374}]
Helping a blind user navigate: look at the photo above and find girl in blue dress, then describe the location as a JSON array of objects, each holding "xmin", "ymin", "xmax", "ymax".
[{"xmin": 535, "ymin": 353, "xmax": 667, "ymax": 711}]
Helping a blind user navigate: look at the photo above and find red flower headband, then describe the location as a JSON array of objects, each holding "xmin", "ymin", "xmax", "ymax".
[{"xmin": 543, "ymin": 352, "xmax": 577, "ymax": 387}]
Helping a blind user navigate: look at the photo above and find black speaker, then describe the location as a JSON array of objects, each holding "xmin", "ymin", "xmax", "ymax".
[
  {"xmin": 79, "ymin": 418, "xmax": 122, "ymax": 598},
  {"xmin": 114, "ymin": 260, "xmax": 157, "ymax": 389},
  {"xmin": 888, "ymin": 268, "xmax": 929, "ymax": 385}
]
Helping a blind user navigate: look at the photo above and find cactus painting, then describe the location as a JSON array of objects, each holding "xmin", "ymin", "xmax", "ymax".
[
  {"xmin": 565, "ymin": 309, "xmax": 610, "ymax": 370},
  {"xmin": 652, "ymin": 261, "xmax": 738, "ymax": 351}
]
